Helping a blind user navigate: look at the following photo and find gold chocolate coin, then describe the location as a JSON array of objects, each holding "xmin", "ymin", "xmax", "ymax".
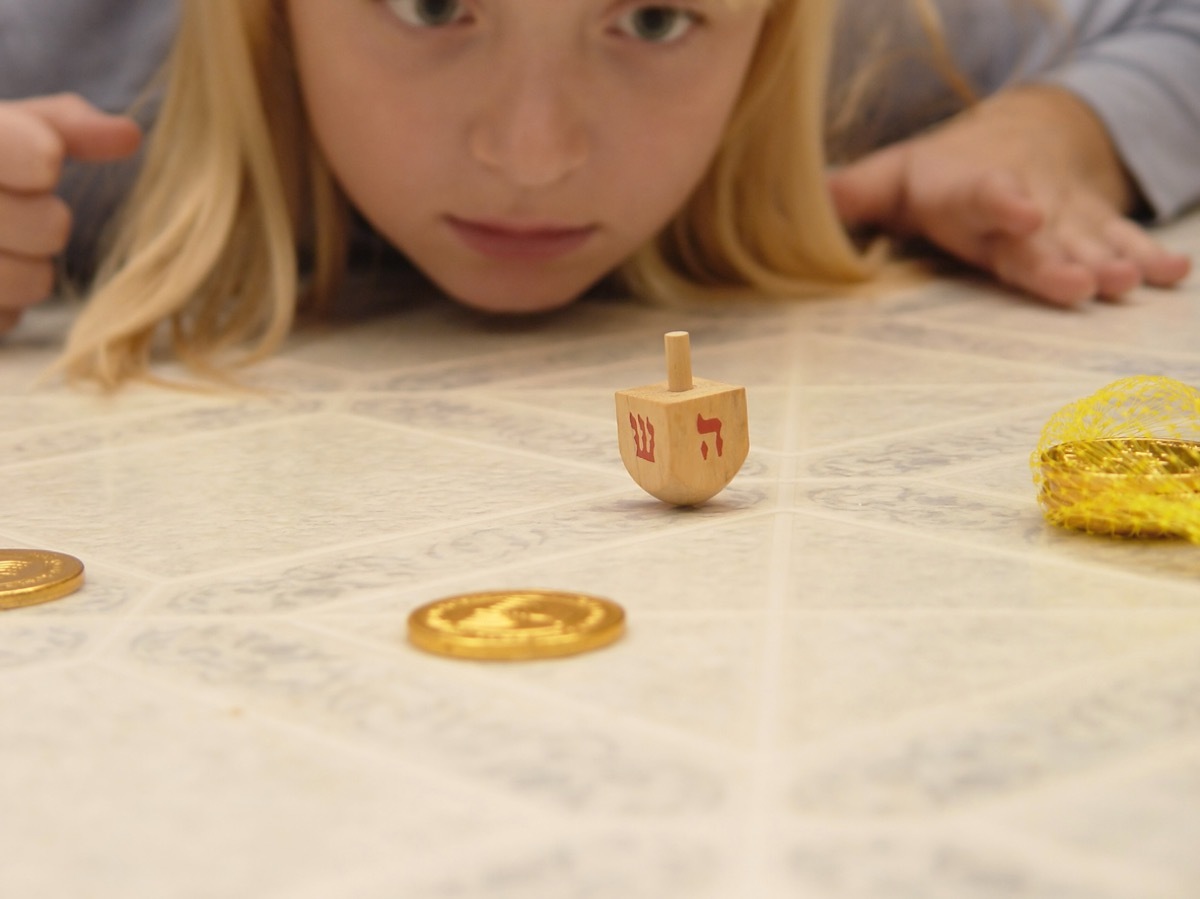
[
  {"xmin": 408, "ymin": 590, "xmax": 625, "ymax": 661},
  {"xmin": 1038, "ymin": 438, "xmax": 1200, "ymax": 536},
  {"xmin": 0, "ymin": 550, "xmax": 85, "ymax": 611}
]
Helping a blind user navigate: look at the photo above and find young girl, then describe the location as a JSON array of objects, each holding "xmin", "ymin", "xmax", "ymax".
[{"xmin": 0, "ymin": 0, "xmax": 1197, "ymax": 387}]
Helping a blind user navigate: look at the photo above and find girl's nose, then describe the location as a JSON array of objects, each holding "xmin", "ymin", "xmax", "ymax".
[{"xmin": 468, "ymin": 63, "xmax": 590, "ymax": 189}]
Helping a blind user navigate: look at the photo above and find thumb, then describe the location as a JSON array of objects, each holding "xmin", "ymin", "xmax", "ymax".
[
  {"xmin": 18, "ymin": 93, "xmax": 142, "ymax": 163},
  {"xmin": 826, "ymin": 145, "xmax": 911, "ymax": 230}
]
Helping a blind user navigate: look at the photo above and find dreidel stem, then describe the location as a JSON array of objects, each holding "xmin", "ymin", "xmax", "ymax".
[{"xmin": 665, "ymin": 331, "xmax": 693, "ymax": 392}]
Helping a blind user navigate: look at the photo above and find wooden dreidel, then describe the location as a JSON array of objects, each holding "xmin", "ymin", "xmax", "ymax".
[{"xmin": 615, "ymin": 331, "xmax": 749, "ymax": 506}]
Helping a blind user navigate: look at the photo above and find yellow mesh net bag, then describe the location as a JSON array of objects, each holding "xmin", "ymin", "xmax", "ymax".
[{"xmin": 1032, "ymin": 376, "xmax": 1200, "ymax": 540}]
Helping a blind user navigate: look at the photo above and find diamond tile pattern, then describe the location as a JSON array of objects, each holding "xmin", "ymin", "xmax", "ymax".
[{"xmin": 2, "ymin": 215, "xmax": 1199, "ymax": 898}]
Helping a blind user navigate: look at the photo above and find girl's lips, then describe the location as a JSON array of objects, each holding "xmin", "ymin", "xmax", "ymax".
[{"xmin": 447, "ymin": 216, "xmax": 597, "ymax": 261}]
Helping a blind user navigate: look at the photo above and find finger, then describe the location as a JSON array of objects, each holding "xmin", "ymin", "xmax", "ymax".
[
  {"xmin": 0, "ymin": 94, "xmax": 142, "ymax": 191},
  {"xmin": 0, "ymin": 104, "xmax": 64, "ymax": 191},
  {"xmin": 16, "ymin": 94, "xmax": 142, "ymax": 162},
  {"xmin": 0, "ymin": 253, "xmax": 55, "ymax": 310},
  {"xmin": 933, "ymin": 171, "xmax": 1046, "ymax": 271},
  {"xmin": 1094, "ymin": 258, "xmax": 1142, "ymax": 301},
  {"xmin": 1103, "ymin": 218, "xmax": 1193, "ymax": 288},
  {"xmin": 0, "ymin": 191, "xmax": 72, "ymax": 256},
  {"xmin": 1059, "ymin": 231, "xmax": 1142, "ymax": 300},
  {"xmin": 985, "ymin": 232, "xmax": 1098, "ymax": 307},
  {"xmin": 827, "ymin": 145, "xmax": 911, "ymax": 230},
  {"xmin": 965, "ymin": 169, "xmax": 1044, "ymax": 238}
]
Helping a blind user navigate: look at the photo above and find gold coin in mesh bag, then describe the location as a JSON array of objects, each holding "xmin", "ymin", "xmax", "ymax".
[
  {"xmin": 1032, "ymin": 377, "xmax": 1200, "ymax": 539},
  {"xmin": 408, "ymin": 590, "xmax": 625, "ymax": 660},
  {"xmin": 0, "ymin": 549, "xmax": 85, "ymax": 610}
]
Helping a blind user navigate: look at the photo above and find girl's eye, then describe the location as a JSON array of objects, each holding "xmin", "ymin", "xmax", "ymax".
[
  {"xmin": 383, "ymin": 0, "xmax": 470, "ymax": 28},
  {"xmin": 614, "ymin": 6, "xmax": 699, "ymax": 43}
]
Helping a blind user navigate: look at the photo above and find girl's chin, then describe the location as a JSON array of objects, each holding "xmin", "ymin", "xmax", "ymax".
[
  {"xmin": 450, "ymin": 292, "xmax": 582, "ymax": 316},
  {"xmin": 435, "ymin": 274, "xmax": 597, "ymax": 316}
]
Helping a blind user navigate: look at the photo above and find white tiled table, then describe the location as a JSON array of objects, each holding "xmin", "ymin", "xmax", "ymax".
[{"xmin": 3, "ymin": 215, "xmax": 1200, "ymax": 899}]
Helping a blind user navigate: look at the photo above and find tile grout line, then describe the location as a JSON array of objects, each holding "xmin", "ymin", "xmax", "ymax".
[
  {"xmin": 762, "ymin": 632, "xmax": 1200, "ymax": 783},
  {"xmin": 813, "ymin": 314, "xmax": 1200, "ymax": 381},
  {"xmin": 738, "ymin": 335, "xmax": 805, "ymax": 894},
  {"xmin": 907, "ymin": 309, "xmax": 1200, "ymax": 368},
  {"xmin": 785, "ymin": 486, "xmax": 1200, "ymax": 593}
]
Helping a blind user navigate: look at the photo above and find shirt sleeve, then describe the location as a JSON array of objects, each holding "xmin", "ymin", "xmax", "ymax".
[
  {"xmin": 0, "ymin": 0, "xmax": 176, "ymax": 110},
  {"xmin": 829, "ymin": 0, "xmax": 1200, "ymax": 223},
  {"xmin": 1029, "ymin": 0, "xmax": 1200, "ymax": 222},
  {"xmin": 0, "ymin": 0, "xmax": 178, "ymax": 274}
]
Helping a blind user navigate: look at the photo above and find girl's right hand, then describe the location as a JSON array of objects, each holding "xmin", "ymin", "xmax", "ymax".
[{"xmin": 0, "ymin": 94, "xmax": 142, "ymax": 335}]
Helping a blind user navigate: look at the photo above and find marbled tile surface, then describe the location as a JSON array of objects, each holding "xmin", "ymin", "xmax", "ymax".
[{"xmin": 3, "ymin": 214, "xmax": 1200, "ymax": 899}]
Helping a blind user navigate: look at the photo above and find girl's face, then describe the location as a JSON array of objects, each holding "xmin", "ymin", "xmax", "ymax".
[{"xmin": 286, "ymin": 0, "xmax": 768, "ymax": 313}]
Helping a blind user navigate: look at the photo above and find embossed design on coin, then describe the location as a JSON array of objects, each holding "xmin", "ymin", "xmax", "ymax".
[
  {"xmin": 0, "ymin": 550, "xmax": 85, "ymax": 610},
  {"xmin": 408, "ymin": 590, "xmax": 625, "ymax": 660}
]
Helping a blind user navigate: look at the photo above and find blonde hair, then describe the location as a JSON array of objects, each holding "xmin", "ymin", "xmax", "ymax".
[
  {"xmin": 56, "ymin": 0, "xmax": 905, "ymax": 387},
  {"xmin": 621, "ymin": 0, "xmax": 875, "ymax": 301},
  {"xmin": 57, "ymin": 0, "xmax": 346, "ymax": 387}
]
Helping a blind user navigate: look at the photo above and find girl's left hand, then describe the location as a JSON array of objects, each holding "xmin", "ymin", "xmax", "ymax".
[{"xmin": 826, "ymin": 84, "xmax": 1192, "ymax": 306}]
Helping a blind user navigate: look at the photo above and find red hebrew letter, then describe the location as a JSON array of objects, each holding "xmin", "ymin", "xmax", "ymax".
[
  {"xmin": 630, "ymin": 413, "xmax": 656, "ymax": 462},
  {"xmin": 697, "ymin": 414, "xmax": 724, "ymax": 460}
]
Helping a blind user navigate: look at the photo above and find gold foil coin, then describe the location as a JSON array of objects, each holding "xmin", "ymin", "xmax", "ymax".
[
  {"xmin": 0, "ymin": 550, "xmax": 85, "ymax": 610},
  {"xmin": 1038, "ymin": 438, "xmax": 1200, "ymax": 536},
  {"xmin": 408, "ymin": 590, "xmax": 626, "ymax": 661}
]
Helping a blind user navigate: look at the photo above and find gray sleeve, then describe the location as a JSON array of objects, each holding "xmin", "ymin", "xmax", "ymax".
[
  {"xmin": 1029, "ymin": 0, "xmax": 1200, "ymax": 222},
  {"xmin": 829, "ymin": 0, "xmax": 1200, "ymax": 223},
  {"xmin": 0, "ymin": 0, "xmax": 178, "ymax": 274},
  {"xmin": 0, "ymin": 0, "xmax": 176, "ymax": 111}
]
